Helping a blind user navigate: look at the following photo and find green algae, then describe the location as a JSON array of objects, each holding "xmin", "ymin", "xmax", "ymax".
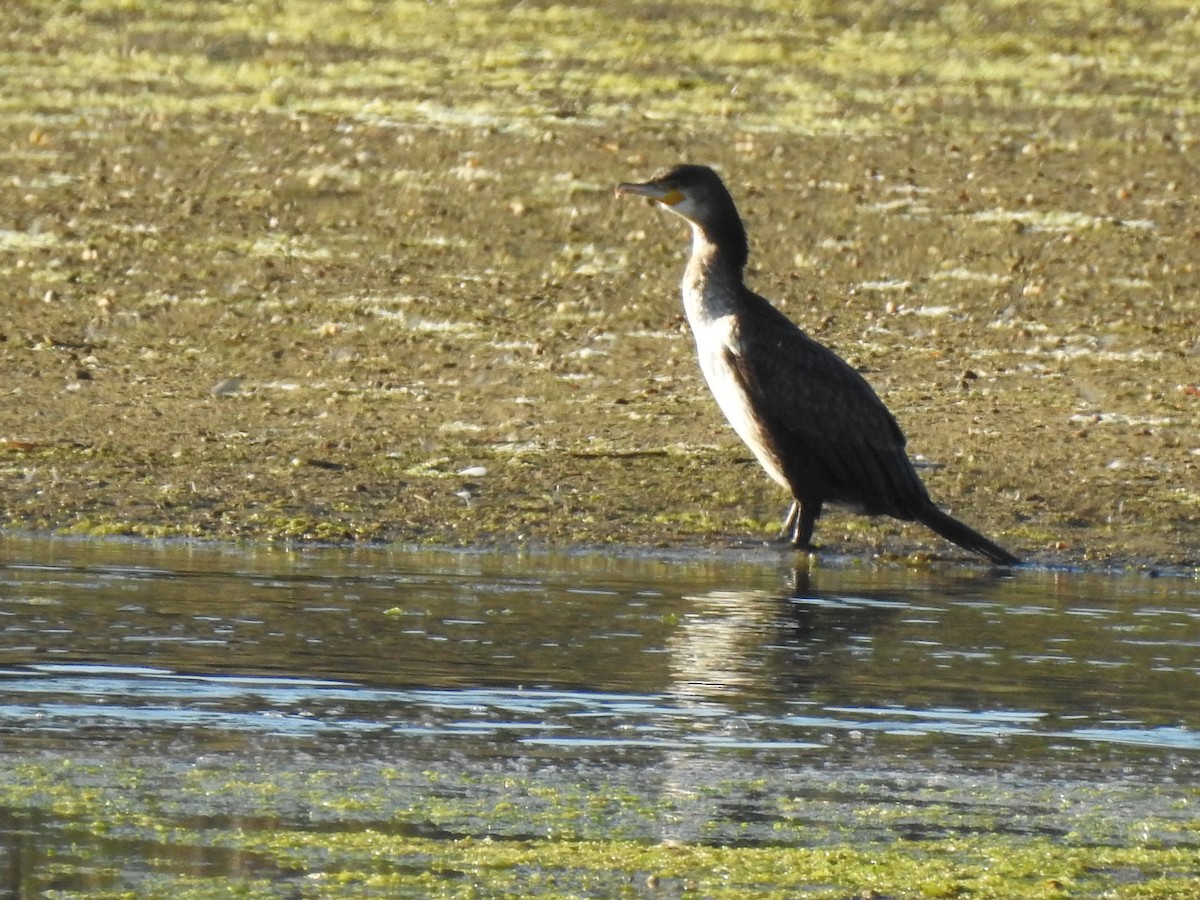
[
  {"xmin": 11, "ymin": 0, "xmax": 1200, "ymax": 130},
  {"xmin": 2, "ymin": 755, "xmax": 1198, "ymax": 899}
]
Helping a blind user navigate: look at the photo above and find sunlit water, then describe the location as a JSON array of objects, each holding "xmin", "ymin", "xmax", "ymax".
[{"xmin": 1, "ymin": 535, "xmax": 1197, "ymax": 893}]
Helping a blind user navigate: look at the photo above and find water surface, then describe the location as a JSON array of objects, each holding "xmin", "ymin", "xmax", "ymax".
[{"xmin": 0, "ymin": 536, "xmax": 1197, "ymax": 896}]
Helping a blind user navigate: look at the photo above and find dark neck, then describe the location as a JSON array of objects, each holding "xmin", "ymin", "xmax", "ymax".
[
  {"xmin": 698, "ymin": 212, "xmax": 748, "ymax": 275},
  {"xmin": 684, "ymin": 224, "xmax": 748, "ymax": 321},
  {"xmin": 688, "ymin": 214, "xmax": 749, "ymax": 285}
]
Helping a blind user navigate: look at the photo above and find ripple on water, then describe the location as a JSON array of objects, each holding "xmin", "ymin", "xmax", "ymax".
[{"xmin": 0, "ymin": 536, "xmax": 1198, "ymax": 896}]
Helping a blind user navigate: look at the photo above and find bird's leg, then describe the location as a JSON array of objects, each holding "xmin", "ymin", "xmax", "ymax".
[
  {"xmin": 777, "ymin": 501, "xmax": 800, "ymax": 543},
  {"xmin": 791, "ymin": 500, "xmax": 821, "ymax": 550}
]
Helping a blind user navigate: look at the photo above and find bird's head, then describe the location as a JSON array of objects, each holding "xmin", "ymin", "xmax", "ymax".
[
  {"xmin": 616, "ymin": 164, "xmax": 748, "ymax": 269},
  {"xmin": 615, "ymin": 164, "xmax": 734, "ymax": 228}
]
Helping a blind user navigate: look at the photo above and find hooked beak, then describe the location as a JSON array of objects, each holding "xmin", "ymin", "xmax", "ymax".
[{"xmin": 615, "ymin": 180, "xmax": 685, "ymax": 206}]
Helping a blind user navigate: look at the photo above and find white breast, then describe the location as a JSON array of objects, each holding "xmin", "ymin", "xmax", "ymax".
[{"xmin": 688, "ymin": 311, "xmax": 791, "ymax": 491}]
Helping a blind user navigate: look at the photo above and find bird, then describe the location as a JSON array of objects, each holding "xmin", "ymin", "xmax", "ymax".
[{"xmin": 616, "ymin": 164, "xmax": 1019, "ymax": 565}]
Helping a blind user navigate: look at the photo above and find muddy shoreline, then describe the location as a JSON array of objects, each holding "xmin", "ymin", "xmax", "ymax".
[{"xmin": 1, "ymin": 2, "xmax": 1197, "ymax": 571}]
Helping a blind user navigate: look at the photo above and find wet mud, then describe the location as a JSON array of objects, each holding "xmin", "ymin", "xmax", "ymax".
[{"xmin": 1, "ymin": 0, "xmax": 1197, "ymax": 568}]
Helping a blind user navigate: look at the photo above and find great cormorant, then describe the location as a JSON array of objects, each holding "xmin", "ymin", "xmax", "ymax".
[{"xmin": 617, "ymin": 164, "xmax": 1019, "ymax": 565}]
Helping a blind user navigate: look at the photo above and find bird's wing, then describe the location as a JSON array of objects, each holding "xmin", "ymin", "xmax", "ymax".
[{"xmin": 722, "ymin": 296, "xmax": 927, "ymax": 512}]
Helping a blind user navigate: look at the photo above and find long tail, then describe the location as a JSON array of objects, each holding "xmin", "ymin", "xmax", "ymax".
[{"xmin": 916, "ymin": 504, "xmax": 1020, "ymax": 566}]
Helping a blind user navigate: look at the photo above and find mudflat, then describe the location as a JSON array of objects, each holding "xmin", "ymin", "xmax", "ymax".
[{"xmin": 2, "ymin": 1, "xmax": 1197, "ymax": 567}]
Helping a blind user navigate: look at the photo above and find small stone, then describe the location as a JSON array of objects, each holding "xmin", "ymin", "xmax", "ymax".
[{"xmin": 210, "ymin": 376, "xmax": 244, "ymax": 397}]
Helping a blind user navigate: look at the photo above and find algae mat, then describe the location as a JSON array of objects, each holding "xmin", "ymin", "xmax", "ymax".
[
  {"xmin": 1, "ymin": 0, "xmax": 1198, "ymax": 566},
  {"xmin": 5, "ymin": 753, "xmax": 1200, "ymax": 899}
]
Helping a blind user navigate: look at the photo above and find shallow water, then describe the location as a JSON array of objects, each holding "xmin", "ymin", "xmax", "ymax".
[{"xmin": 0, "ymin": 535, "xmax": 1197, "ymax": 895}]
